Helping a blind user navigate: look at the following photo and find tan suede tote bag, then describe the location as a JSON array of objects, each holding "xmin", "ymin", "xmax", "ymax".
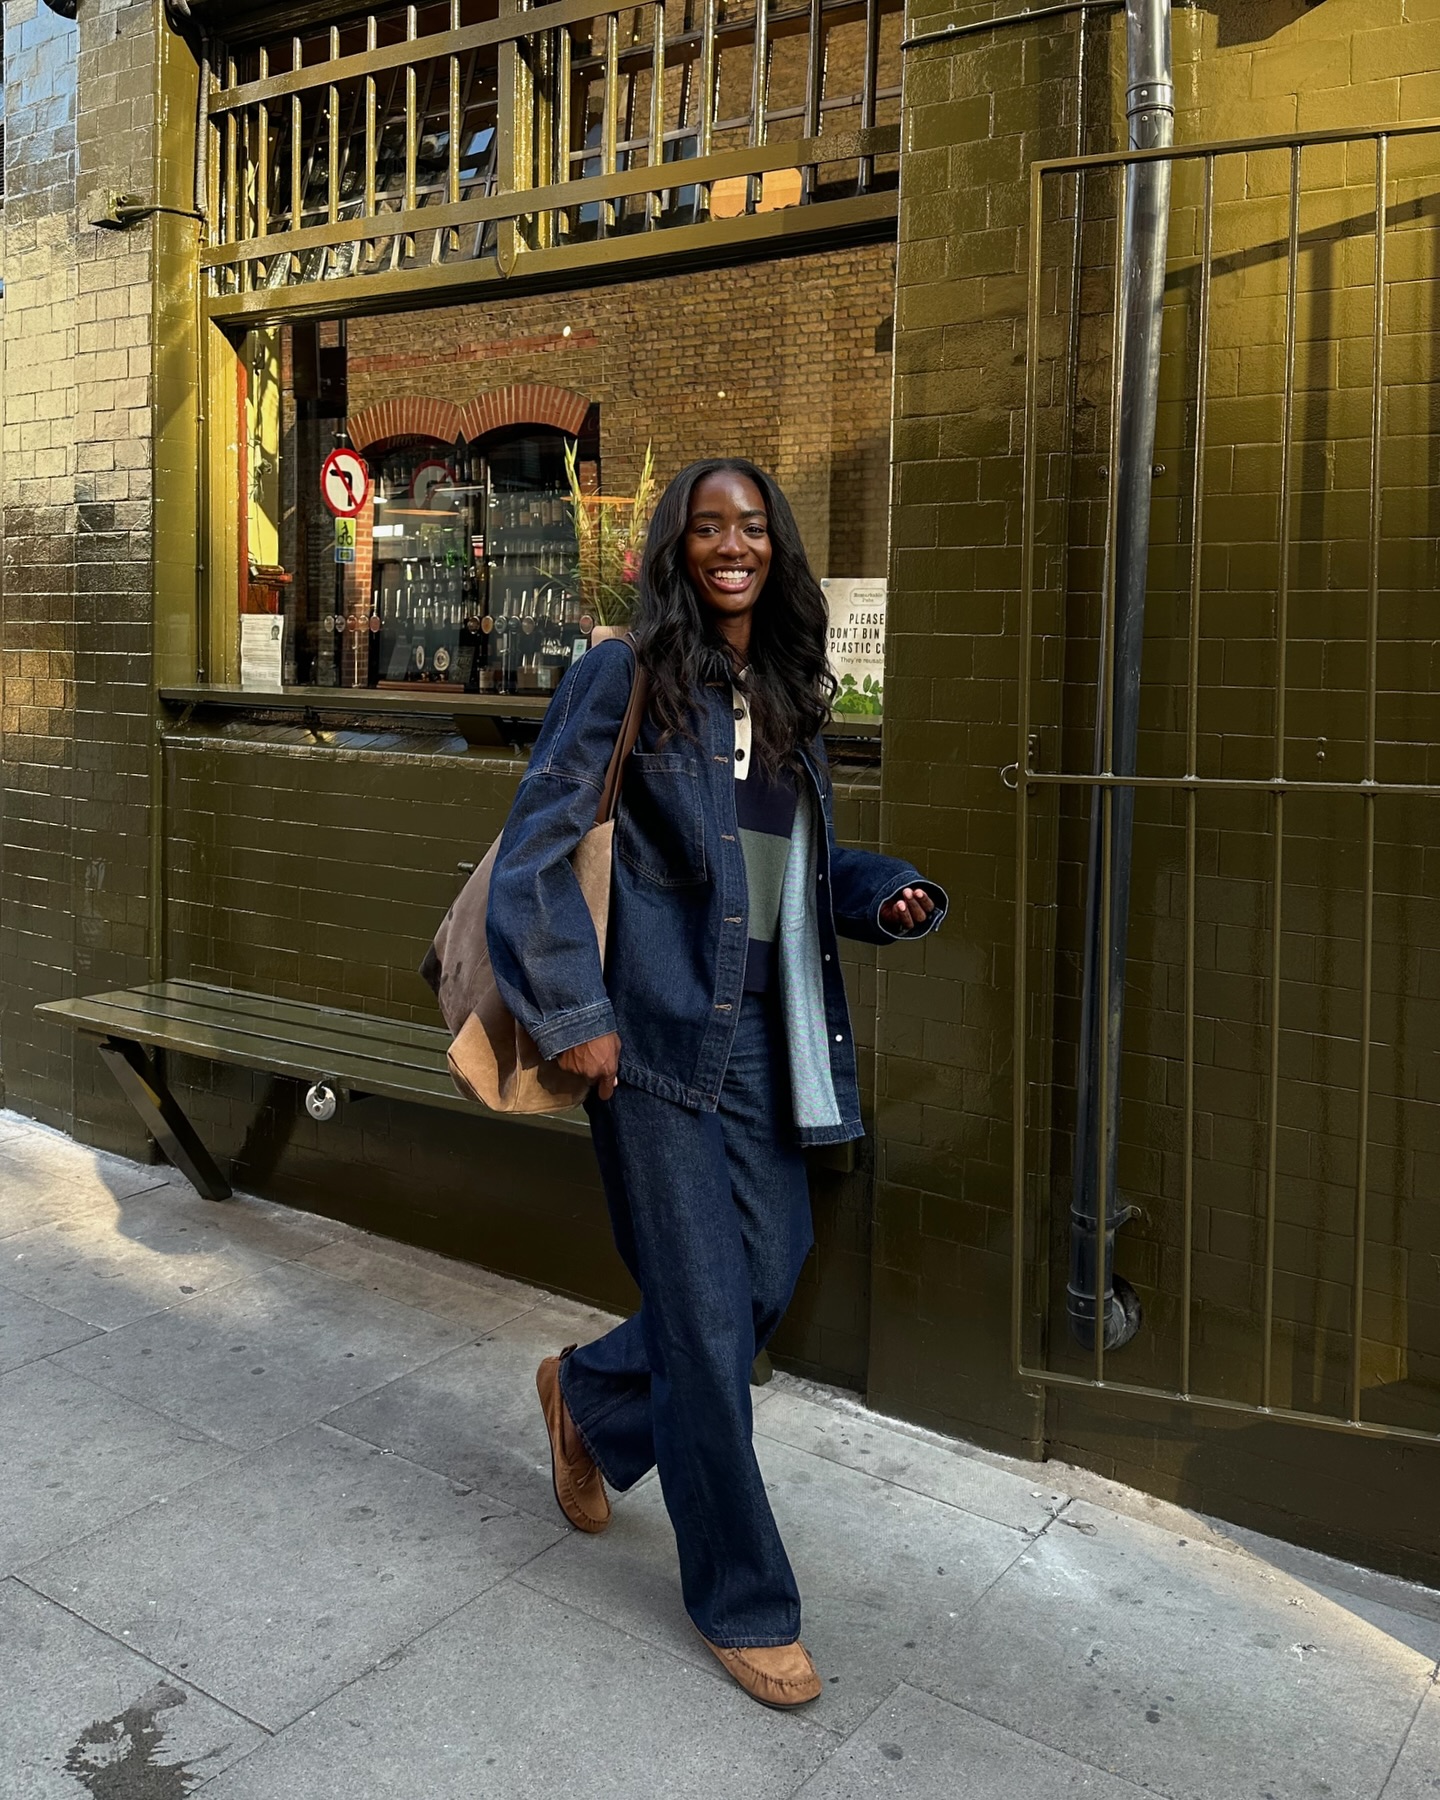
[{"xmin": 424, "ymin": 639, "xmax": 649, "ymax": 1114}]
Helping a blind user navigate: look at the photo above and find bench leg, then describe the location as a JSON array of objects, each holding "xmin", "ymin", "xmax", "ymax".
[{"xmin": 96, "ymin": 1038, "xmax": 232, "ymax": 1202}]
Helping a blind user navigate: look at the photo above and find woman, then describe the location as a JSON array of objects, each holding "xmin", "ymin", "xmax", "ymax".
[{"xmin": 487, "ymin": 459, "xmax": 945, "ymax": 1709}]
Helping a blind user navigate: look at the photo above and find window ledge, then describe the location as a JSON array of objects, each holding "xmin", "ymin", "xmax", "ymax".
[{"xmin": 157, "ymin": 683, "xmax": 883, "ymax": 746}]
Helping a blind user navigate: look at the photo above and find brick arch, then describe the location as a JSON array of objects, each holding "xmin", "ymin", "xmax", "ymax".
[
  {"xmin": 347, "ymin": 396, "xmax": 464, "ymax": 452},
  {"xmin": 459, "ymin": 384, "xmax": 591, "ymax": 442}
]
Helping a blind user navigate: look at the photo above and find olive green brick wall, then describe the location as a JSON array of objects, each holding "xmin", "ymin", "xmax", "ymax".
[
  {"xmin": 0, "ymin": 0, "xmax": 177, "ymax": 1158},
  {"xmin": 156, "ymin": 717, "xmax": 883, "ymax": 1385},
  {"xmin": 881, "ymin": 0, "xmax": 1440, "ymax": 1578}
]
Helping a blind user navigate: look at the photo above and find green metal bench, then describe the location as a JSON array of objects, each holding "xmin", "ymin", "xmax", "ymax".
[{"xmin": 36, "ymin": 979, "xmax": 585, "ymax": 1203}]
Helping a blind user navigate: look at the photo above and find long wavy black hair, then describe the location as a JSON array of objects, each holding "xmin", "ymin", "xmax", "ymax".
[{"xmin": 632, "ymin": 458, "xmax": 836, "ymax": 772}]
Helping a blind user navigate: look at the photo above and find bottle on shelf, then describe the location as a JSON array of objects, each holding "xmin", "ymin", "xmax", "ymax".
[{"xmin": 385, "ymin": 562, "xmax": 415, "ymax": 681}]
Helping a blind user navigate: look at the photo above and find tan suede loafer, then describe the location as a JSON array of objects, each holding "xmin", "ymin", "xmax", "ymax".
[
  {"xmin": 700, "ymin": 1635, "xmax": 823, "ymax": 1708},
  {"xmin": 536, "ymin": 1347, "xmax": 611, "ymax": 1534}
]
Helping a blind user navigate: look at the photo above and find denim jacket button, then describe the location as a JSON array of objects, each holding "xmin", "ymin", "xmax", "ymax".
[{"xmin": 834, "ymin": 1032, "xmax": 844, "ymax": 1043}]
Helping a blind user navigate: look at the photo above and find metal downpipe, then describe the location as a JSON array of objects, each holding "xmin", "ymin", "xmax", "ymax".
[{"xmin": 1068, "ymin": 0, "xmax": 1174, "ymax": 1351}]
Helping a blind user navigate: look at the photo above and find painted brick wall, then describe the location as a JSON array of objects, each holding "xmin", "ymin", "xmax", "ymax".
[
  {"xmin": 0, "ymin": 0, "xmax": 82, "ymax": 1130},
  {"xmin": 0, "ymin": 0, "xmax": 172, "ymax": 1156},
  {"xmin": 881, "ymin": 0, "xmax": 1440, "ymax": 1578},
  {"xmin": 158, "ymin": 714, "xmax": 883, "ymax": 1385}
]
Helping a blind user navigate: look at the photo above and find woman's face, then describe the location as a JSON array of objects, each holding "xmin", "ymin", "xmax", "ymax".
[{"xmin": 683, "ymin": 469, "xmax": 773, "ymax": 637}]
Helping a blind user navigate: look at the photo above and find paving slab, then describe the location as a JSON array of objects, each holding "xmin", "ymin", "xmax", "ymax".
[
  {"xmin": 1220, "ymin": 1519, "xmax": 1440, "ymax": 1636},
  {"xmin": 51, "ymin": 1257, "xmax": 473, "ymax": 1449},
  {"xmin": 0, "ymin": 1192, "xmax": 303, "ymax": 1330},
  {"xmin": 519, "ymin": 1432, "xmax": 1027, "ymax": 1736},
  {"xmin": 327, "ymin": 1296, "xmax": 625, "ymax": 1521},
  {"xmin": 198, "ymin": 1576, "xmax": 833, "ymax": 1800},
  {"xmin": 0, "ymin": 1576, "xmax": 267, "ymax": 1799},
  {"xmin": 0, "ymin": 1286, "xmax": 100, "ymax": 1373},
  {"xmin": 915, "ymin": 1496, "xmax": 1434, "ymax": 1800},
  {"xmin": 1, "ymin": 1359, "xmax": 234, "ymax": 1575},
  {"xmin": 0, "ymin": 1132, "xmax": 173, "ymax": 1240},
  {"xmin": 757, "ymin": 1386, "xmax": 1068, "ymax": 1534},
  {"xmin": 298, "ymin": 1232, "xmax": 542, "ymax": 1332},
  {"xmin": 1382, "ymin": 1682, "xmax": 1440, "ymax": 1799},
  {"xmin": 792, "ymin": 1680, "xmax": 1150, "ymax": 1800},
  {"xmin": 26, "ymin": 1422, "xmax": 561, "ymax": 1731}
]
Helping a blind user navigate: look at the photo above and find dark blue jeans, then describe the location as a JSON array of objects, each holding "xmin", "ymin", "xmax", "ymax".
[{"xmin": 559, "ymin": 990, "xmax": 814, "ymax": 1647}]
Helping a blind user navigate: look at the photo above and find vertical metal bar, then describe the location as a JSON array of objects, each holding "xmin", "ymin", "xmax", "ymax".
[
  {"xmin": 290, "ymin": 38, "xmax": 304, "ymax": 238},
  {"xmin": 857, "ymin": 0, "xmax": 879, "ymax": 193},
  {"xmin": 1351, "ymin": 132, "xmax": 1387, "ymax": 1424},
  {"xmin": 600, "ymin": 12, "xmax": 619, "ymax": 234},
  {"xmin": 697, "ymin": 0, "xmax": 717, "ymax": 215},
  {"xmin": 365, "ymin": 13, "xmax": 378, "ymax": 219},
  {"xmin": 255, "ymin": 45, "xmax": 270, "ymax": 252},
  {"xmin": 240, "ymin": 110, "xmax": 254, "ymax": 246},
  {"xmin": 256, "ymin": 101, "xmax": 270, "ymax": 239},
  {"xmin": 1013, "ymin": 159, "xmax": 1048, "ymax": 1378},
  {"xmin": 327, "ymin": 28, "xmax": 341, "ymax": 232},
  {"xmin": 1090, "ymin": 188, "xmax": 1128, "ymax": 1388},
  {"xmin": 1180, "ymin": 152, "xmax": 1215, "ymax": 1398},
  {"xmin": 801, "ymin": 0, "xmax": 823, "ymax": 200},
  {"xmin": 555, "ymin": 32, "xmax": 573, "ymax": 237},
  {"xmin": 646, "ymin": 0, "xmax": 665, "ymax": 226},
  {"xmin": 449, "ymin": 0, "xmax": 463, "ymax": 235},
  {"xmin": 1095, "ymin": 800, "xmax": 1113, "ymax": 1387},
  {"xmin": 495, "ymin": 0, "xmax": 527, "ymax": 270},
  {"xmin": 224, "ymin": 110, "xmax": 238, "ymax": 247},
  {"xmin": 1261, "ymin": 142, "xmax": 1302, "ymax": 1413},
  {"xmin": 405, "ymin": 7, "xmax": 419, "ymax": 214},
  {"xmin": 747, "ymin": 0, "xmax": 770, "ymax": 212}
]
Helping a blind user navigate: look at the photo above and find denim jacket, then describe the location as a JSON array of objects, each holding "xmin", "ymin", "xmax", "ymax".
[{"xmin": 486, "ymin": 636, "xmax": 947, "ymax": 1145}]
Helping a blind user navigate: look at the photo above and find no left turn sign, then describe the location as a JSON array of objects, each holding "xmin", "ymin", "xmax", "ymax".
[{"xmin": 321, "ymin": 447, "xmax": 371, "ymax": 518}]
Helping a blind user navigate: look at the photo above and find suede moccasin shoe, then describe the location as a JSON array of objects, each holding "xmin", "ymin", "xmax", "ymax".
[
  {"xmin": 536, "ymin": 1347, "xmax": 610, "ymax": 1534},
  {"xmin": 700, "ymin": 1636, "xmax": 823, "ymax": 1709}
]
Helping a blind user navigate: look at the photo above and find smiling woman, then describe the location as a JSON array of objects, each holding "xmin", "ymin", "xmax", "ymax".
[{"xmin": 483, "ymin": 458, "xmax": 946, "ymax": 1711}]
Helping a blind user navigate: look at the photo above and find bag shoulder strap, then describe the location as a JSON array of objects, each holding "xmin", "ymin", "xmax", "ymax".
[{"xmin": 594, "ymin": 632, "xmax": 651, "ymax": 826}]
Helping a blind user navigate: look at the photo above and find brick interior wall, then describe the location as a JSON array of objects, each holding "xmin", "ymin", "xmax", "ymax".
[{"xmin": 345, "ymin": 246, "xmax": 897, "ymax": 583}]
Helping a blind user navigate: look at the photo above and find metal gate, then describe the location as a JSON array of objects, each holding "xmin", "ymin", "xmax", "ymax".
[{"xmin": 1012, "ymin": 116, "xmax": 1440, "ymax": 1444}]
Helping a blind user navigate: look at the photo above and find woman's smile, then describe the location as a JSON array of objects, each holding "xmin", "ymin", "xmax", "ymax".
[{"xmin": 703, "ymin": 565, "xmax": 759, "ymax": 596}]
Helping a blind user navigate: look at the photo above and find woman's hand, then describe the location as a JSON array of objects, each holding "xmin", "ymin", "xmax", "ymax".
[
  {"xmin": 556, "ymin": 1032, "xmax": 622, "ymax": 1100},
  {"xmin": 879, "ymin": 886, "xmax": 936, "ymax": 934}
]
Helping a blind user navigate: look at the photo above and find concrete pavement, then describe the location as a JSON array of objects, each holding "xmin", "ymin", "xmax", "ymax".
[{"xmin": 1, "ymin": 1106, "xmax": 1436, "ymax": 1799}]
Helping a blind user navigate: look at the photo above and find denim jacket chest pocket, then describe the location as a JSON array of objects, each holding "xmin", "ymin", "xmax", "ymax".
[{"xmin": 616, "ymin": 750, "xmax": 709, "ymax": 888}]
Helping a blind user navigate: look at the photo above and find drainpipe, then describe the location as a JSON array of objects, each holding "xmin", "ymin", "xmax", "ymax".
[{"xmin": 1068, "ymin": 0, "xmax": 1174, "ymax": 1351}]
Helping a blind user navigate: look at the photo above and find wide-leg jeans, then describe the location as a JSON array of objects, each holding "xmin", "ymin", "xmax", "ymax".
[{"xmin": 559, "ymin": 990, "xmax": 814, "ymax": 1647}]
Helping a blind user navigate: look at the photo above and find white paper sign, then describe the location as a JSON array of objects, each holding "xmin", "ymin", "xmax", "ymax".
[
  {"xmin": 822, "ymin": 578, "xmax": 885, "ymax": 717},
  {"xmin": 240, "ymin": 614, "xmax": 285, "ymax": 692}
]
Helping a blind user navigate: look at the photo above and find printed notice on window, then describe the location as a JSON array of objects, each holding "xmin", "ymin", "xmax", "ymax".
[
  {"xmin": 240, "ymin": 614, "xmax": 285, "ymax": 692},
  {"xmin": 822, "ymin": 578, "xmax": 885, "ymax": 718}
]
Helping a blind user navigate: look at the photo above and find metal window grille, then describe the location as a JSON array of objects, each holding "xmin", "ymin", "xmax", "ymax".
[
  {"xmin": 202, "ymin": 0, "xmax": 900, "ymax": 309},
  {"xmin": 1013, "ymin": 118, "xmax": 1440, "ymax": 1445}
]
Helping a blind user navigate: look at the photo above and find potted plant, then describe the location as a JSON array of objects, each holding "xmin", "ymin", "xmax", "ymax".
[{"xmin": 564, "ymin": 441, "xmax": 656, "ymax": 631}]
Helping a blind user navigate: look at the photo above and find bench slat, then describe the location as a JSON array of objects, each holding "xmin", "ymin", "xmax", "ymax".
[
  {"xmin": 50, "ymin": 989, "xmax": 449, "ymax": 1083},
  {"xmin": 36, "ymin": 988, "xmax": 588, "ymax": 1138},
  {"xmin": 152, "ymin": 980, "xmax": 448, "ymax": 1057}
]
